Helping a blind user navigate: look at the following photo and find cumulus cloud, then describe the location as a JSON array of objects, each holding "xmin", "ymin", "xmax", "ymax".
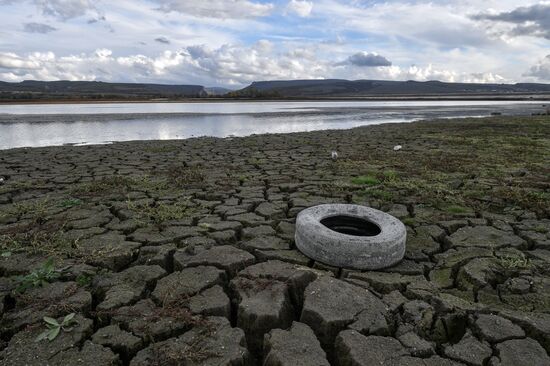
[
  {"xmin": 332, "ymin": 62, "xmax": 505, "ymax": 84},
  {"xmin": 340, "ymin": 52, "xmax": 392, "ymax": 67},
  {"xmin": 285, "ymin": 0, "xmax": 313, "ymax": 17},
  {"xmin": 0, "ymin": 52, "xmax": 44, "ymax": 69},
  {"xmin": 0, "ymin": 45, "xmax": 507, "ymax": 87},
  {"xmin": 1, "ymin": 0, "xmax": 547, "ymax": 85},
  {"xmin": 471, "ymin": 4, "xmax": 550, "ymax": 39},
  {"xmin": 525, "ymin": 55, "xmax": 550, "ymax": 80},
  {"xmin": 152, "ymin": 0, "xmax": 274, "ymax": 19},
  {"xmin": 155, "ymin": 36, "xmax": 170, "ymax": 44},
  {"xmin": 179, "ymin": 42, "xmax": 326, "ymax": 84},
  {"xmin": 23, "ymin": 22, "xmax": 57, "ymax": 33},
  {"xmin": 0, "ymin": 44, "xmax": 324, "ymax": 85},
  {"xmin": 0, "ymin": 49, "xmax": 185, "ymax": 82}
]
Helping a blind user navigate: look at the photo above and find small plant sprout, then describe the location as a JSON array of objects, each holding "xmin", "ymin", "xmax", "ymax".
[
  {"xmin": 198, "ymin": 222, "xmax": 211, "ymax": 230},
  {"xmin": 15, "ymin": 258, "xmax": 64, "ymax": 293},
  {"xmin": 57, "ymin": 198, "xmax": 83, "ymax": 208},
  {"xmin": 499, "ymin": 253, "xmax": 530, "ymax": 269},
  {"xmin": 36, "ymin": 313, "xmax": 77, "ymax": 342},
  {"xmin": 76, "ymin": 273, "xmax": 93, "ymax": 287}
]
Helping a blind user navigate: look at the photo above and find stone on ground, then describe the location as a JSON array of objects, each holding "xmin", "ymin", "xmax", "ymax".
[
  {"xmin": 130, "ymin": 317, "xmax": 250, "ymax": 366},
  {"xmin": 263, "ymin": 321, "xmax": 330, "ymax": 366},
  {"xmin": 300, "ymin": 277, "xmax": 388, "ymax": 350},
  {"xmin": 490, "ymin": 338, "xmax": 550, "ymax": 366},
  {"xmin": 472, "ymin": 314, "xmax": 525, "ymax": 343},
  {"xmin": 173, "ymin": 245, "xmax": 255, "ymax": 276},
  {"xmin": 151, "ymin": 265, "xmax": 225, "ymax": 304},
  {"xmin": 230, "ymin": 276, "xmax": 294, "ymax": 355}
]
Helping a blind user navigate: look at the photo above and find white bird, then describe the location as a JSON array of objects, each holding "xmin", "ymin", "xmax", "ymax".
[
  {"xmin": 393, "ymin": 145, "xmax": 402, "ymax": 151},
  {"xmin": 331, "ymin": 151, "xmax": 338, "ymax": 160}
]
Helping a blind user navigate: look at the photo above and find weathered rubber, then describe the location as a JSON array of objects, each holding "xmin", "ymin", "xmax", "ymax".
[{"xmin": 295, "ymin": 204, "xmax": 406, "ymax": 270}]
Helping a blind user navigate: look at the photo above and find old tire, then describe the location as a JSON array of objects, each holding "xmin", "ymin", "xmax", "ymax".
[{"xmin": 295, "ymin": 204, "xmax": 406, "ymax": 270}]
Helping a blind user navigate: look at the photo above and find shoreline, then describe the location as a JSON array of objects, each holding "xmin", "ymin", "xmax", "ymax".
[
  {"xmin": 0, "ymin": 94, "xmax": 550, "ymax": 105},
  {"xmin": 0, "ymin": 102, "xmax": 548, "ymax": 150}
]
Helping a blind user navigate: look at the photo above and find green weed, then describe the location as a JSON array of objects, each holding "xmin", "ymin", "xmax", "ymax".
[
  {"xmin": 0, "ymin": 198, "xmax": 50, "ymax": 222},
  {"xmin": 35, "ymin": 313, "xmax": 77, "ymax": 342},
  {"xmin": 71, "ymin": 175, "xmax": 136, "ymax": 195},
  {"xmin": 351, "ymin": 175, "xmax": 380, "ymax": 186},
  {"xmin": 383, "ymin": 171, "xmax": 398, "ymax": 183},
  {"xmin": 402, "ymin": 217, "xmax": 417, "ymax": 226},
  {"xmin": 15, "ymin": 258, "xmax": 65, "ymax": 293},
  {"xmin": 76, "ymin": 273, "xmax": 93, "ymax": 287},
  {"xmin": 498, "ymin": 253, "xmax": 530, "ymax": 269},
  {"xmin": 165, "ymin": 165, "xmax": 205, "ymax": 187},
  {"xmin": 57, "ymin": 198, "xmax": 83, "ymax": 208},
  {"xmin": 126, "ymin": 199, "xmax": 195, "ymax": 226},
  {"xmin": 443, "ymin": 205, "xmax": 472, "ymax": 214}
]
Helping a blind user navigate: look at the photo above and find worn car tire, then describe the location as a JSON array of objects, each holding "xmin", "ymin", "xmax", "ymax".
[{"xmin": 295, "ymin": 204, "xmax": 406, "ymax": 270}]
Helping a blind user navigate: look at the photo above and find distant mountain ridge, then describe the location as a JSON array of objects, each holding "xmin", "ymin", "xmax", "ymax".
[
  {"xmin": 0, "ymin": 80, "xmax": 208, "ymax": 100},
  {"xmin": 234, "ymin": 79, "xmax": 550, "ymax": 97},
  {"xmin": 1, "ymin": 79, "xmax": 550, "ymax": 101}
]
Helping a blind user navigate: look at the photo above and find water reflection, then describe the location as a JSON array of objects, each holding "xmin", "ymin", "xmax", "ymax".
[
  {"xmin": 0, "ymin": 100, "xmax": 534, "ymax": 115},
  {"xmin": 0, "ymin": 101, "xmax": 544, "ymax": 149}
]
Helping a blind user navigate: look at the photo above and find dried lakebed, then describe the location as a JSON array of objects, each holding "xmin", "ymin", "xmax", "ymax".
[{"xmin": 0, "ymin": 115, "xmax": 549, "ymax": 365}]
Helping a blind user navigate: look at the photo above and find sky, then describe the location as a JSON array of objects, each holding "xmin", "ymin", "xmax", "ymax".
[{"xmin": 0, "ymin": 0, "xmax": 549, "ymax": 88}]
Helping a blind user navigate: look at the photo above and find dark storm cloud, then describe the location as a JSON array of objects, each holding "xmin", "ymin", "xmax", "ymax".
[
  {"xmin": 472, "ymin": 4, "xmax": 550, "ymax": 39},
  {"xmin": 155, "ymin": 36, "xmax": 170, "ymax": 44},
  {"xmin": 23, "ymin": 22, "xmax": 57, "ymax": 33},
  {"xmin": 343, "ymin": 52, "xmax": 392, "ymax": 67}
]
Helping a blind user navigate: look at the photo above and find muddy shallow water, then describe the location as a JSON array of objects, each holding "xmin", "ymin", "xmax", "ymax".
[{"xmin": 0, "ymin": 100, "xmax": 545, "ymax": 149}]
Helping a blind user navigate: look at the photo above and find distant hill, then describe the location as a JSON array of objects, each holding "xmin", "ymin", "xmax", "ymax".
[
  {"xmin": 233, "ymin": 79, "xmax": 550, "ymax": 98},
  {"xmin": 0, "ymin": 80, "xmax": 207, "ymax": 101},
  {"xmin": 2, "ymin": 79, "xmax": 550, "ymax": 102}
]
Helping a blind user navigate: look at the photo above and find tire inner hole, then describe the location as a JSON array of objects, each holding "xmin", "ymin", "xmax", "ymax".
[{"xmin": 320, "ymin": 215, "xmax": 382, "ymax": 236}]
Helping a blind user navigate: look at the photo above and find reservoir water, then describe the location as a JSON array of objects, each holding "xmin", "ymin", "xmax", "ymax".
[{"xmin": 0, "ymin": 100, "xmax": 545, "ymax": 149}]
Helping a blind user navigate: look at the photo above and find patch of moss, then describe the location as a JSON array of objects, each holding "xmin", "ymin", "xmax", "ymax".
[
  {"xmin": 401, "ymin": 217, "xmax": 417, "ymax": 227},
  {"xmin": 442, "ymin": 205, "xmax": 473, "ymax": 215},
  {"xmin": 357, "ymin": 188, "xmax": 394, "ymax": 202},
  {"xmin": 498, "ymin": 253, "xmax": 530, "ymax": 269},
  {"xmin": 165, "ymin": 165, "xmax": 205, "ymax": 187},
  {"xmin": 381, "ymin": 170, "xmax": 399, "ymax": 183},
  {"xmin": 126, "ymin": 199, "xmax": 195, "ymax": 226},
  {"xmin": 494, "ymin": 187, "xmax": 550, "ymax": 213},
  {"xmin": 0, "ymin": 226, "xmax": 78, "ymax": 258},
  {"xmin": 57, "ymin": 198, "xmax": 83, "ymax": 208},
  {"xmin": 0, "ymin": 197, "xmax": 51, "ymax": 222},
  {"xmin": 351, "ymin": 175, "xmax": 380, "ymax": 186}
]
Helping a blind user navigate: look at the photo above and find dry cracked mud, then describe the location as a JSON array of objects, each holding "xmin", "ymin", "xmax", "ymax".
[{"xmin": 0, "ymin": 115, "xmax": 549, "ymax": 365}]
